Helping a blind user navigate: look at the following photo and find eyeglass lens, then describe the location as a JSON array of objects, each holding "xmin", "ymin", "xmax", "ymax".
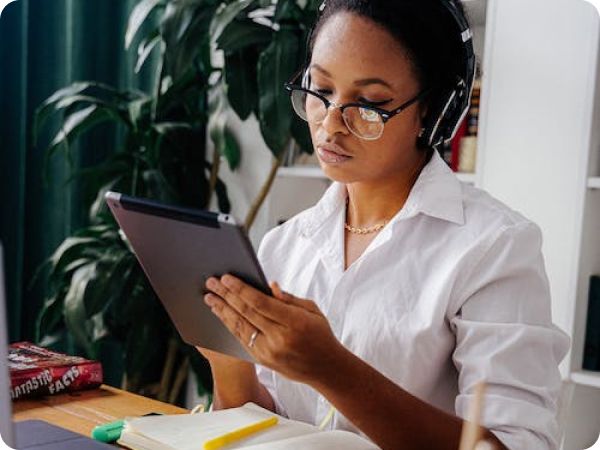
[{"xmin": 291, "ymin": 90, "xmax": 384, "ymax": 140}]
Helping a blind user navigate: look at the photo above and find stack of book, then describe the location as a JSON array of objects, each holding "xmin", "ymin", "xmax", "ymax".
[
  {"xmin": 442, "ymin": 79, "xmax": 481, "ymax": 173},
  {"xmin": 8, "ymin": 342, "xmax": 103, "ymax": 400}
]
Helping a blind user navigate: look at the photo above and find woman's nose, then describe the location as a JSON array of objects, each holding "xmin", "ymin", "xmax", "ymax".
[{"xmin": 321, "ymin": 105, "xmax": 349, "ymax": 137}]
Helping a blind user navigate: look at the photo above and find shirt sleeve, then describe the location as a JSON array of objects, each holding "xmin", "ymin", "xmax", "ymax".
[{"xmin": 450, "ymin": 222, "xmax": 570, "ymax": 450}]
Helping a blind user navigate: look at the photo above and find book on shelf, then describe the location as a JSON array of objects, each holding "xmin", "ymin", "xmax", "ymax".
[
  {"xmin": 8, "ymin": 341, "xmax": 103, "ymax": 400},
  {"xmin": 441, "ymin": 78, "xmax": 481, "ymax": 173},
  {"xmin": 583, "ymin": 275, "xmax": 600, "ymax": 371},
  {"xmin": 118, "ymin": 402, "xmax": 379, "ymax": 450}
]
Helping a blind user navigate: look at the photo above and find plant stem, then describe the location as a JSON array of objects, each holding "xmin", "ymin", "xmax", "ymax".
[
  {"xmin": 158, "ymin": 338, "xmax": 178, "ymax": 402},
  {"xmin": 244, "ymin": 154, "xmax": 283, "ymax": 232},
  {"xmin": 168, "ymin": 356, "xmax": 190, "ymax": 404}
]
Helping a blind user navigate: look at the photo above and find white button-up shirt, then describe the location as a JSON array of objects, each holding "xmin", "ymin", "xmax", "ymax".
[{"xmin": 256, "ymin": 150, "xmax": 570, "ymax": 450}]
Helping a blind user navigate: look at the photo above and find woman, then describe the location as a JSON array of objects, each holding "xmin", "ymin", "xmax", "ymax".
[{"xmin": 199, "ymin": 1, "xmax": 570, "ymax": 449}]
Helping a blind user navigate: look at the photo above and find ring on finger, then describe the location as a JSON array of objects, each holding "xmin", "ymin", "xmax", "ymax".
[{"xmin": 248, "ymin": 330, "xmax": 259, "ymax": 348}]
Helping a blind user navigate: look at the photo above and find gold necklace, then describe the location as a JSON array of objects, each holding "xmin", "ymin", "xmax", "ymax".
[
  {"xmin": 345, "ymin": 198, "xmax": 389, "ymax": 234},
  {"xmin": 344, "ymin": 221, "xmax": 389, "ymax": 235}
]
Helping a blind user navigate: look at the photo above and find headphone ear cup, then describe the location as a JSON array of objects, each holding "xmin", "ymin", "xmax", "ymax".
[
  {"xmin": 419, "ymin": 81, "xmax": 468, "ymax": 150},
  {"xmin": 419, "ymin": 86, "xmax": 456, "ymax": 149}
]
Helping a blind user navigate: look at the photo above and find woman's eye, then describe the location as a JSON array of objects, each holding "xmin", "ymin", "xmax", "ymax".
[
  {"xmin": 358, "ymin": 97, "xmax": 391, "ymax": 107},
  {"xmin": 314, "ymin": 88, "xmax": 332, "ymax": 96}
]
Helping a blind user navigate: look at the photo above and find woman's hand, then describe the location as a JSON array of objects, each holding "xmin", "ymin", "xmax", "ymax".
[{"xmin": 204, "ymin": 275, "xmax": 347, "ymax": 387}]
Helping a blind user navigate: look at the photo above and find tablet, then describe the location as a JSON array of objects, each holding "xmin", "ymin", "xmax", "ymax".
[{"xmin": 105, "ymin": 191, "xmax": 268, "ymax": 362}]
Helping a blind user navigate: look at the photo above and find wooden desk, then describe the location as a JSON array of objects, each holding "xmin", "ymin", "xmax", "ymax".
[{"xmin": 12, "ymin": 384, "xmax": 188, "ymax": 439}]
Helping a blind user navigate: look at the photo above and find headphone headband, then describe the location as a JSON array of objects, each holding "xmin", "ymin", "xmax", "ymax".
[{"xmin": 423, "ymin": 0, "xmax": 477, "ymax": 149}]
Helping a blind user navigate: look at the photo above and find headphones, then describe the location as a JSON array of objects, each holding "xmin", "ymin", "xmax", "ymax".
[
  {"xmin": 306, "ymin": 0, "xmax": 476, "ymax": 150},
  {"xmin": 420, "ymin": 0, "xmax": 476, "ymax": 149}
]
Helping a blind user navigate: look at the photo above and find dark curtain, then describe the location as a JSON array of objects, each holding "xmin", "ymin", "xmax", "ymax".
[{"xmin": 0, "ymin": 0, "xmax": 157, "ymax": 347}]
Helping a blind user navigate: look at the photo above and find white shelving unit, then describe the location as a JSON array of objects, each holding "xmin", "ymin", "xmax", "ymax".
[
  {"xmin": 463, "ymin": 0, "xmax": 488, "ymax": 26},
  {"xmin": 477, "ymin": 0, "xmax": 600, "ymax": 448},
  {"xmin": 572, "ymin": 371, "xmax": 600, "ymax": 389}
]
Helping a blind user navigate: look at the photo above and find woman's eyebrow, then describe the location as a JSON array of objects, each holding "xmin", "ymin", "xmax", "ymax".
[
  {"xmin": 353, "ymin": 78, "xmax": 393, "ymax": 90},
  {"xmin": 310, "ymin": 64, "xmax": 393, "ymax": 90}
]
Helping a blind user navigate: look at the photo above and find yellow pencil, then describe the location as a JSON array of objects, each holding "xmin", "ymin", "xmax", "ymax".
[{"xmin": 203, "ymin": 416, "xmax": 279, "ymax": 450}]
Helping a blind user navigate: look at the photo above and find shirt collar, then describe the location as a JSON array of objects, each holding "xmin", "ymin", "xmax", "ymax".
[{"xmin": 299, "ymin": 150, "xmax": 465, "ymax": 238}]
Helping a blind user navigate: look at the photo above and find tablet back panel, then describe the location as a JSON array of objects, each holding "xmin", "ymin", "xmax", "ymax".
[{"xmin": 106, "ymin": 193, "xmax": 268, "ymax": 362}]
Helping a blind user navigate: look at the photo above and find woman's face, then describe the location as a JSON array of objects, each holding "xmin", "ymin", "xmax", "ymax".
[{"xmin": 308, "ymin": 12, "xmax": 427, "ymax": 184}]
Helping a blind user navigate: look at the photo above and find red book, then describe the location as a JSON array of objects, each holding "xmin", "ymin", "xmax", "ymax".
[
  {"xmin": 8, "ymin": 342, "xmax": 103, "ymax": 400},
  {"xmin": 450, "ymin": 118, "xmax": 468, "ymax": 172}
]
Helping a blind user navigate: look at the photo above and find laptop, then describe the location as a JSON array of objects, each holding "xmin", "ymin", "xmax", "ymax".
[{"xmin": 0, "ymin": 243, "xmax": 112, "ymax": 449}]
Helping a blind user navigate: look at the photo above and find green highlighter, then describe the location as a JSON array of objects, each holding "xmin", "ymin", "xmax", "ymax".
[{"xmin": 91, "ymin": 419, "xmax": 125, "ymax": 443}]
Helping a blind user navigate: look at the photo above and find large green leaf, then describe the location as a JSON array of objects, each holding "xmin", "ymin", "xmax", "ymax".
[
  {"xmin": 89, "ymin": 177, "xmax": 123, "ymax": 222},
  {"xmin": 161, "ymin": 2, "xmax": 216, "ymax": 77},
  {"xmin": 128, "ymin": 96, "xmax": 152, "ymax": 130},
  {"xmin": 126, "ymin": 0, "xmax": 163, "ymax": 49},
  {"xmin": 64, "ymin": 263, "xmax": 98, "ymax": 358},
  {"xmin": 142, "ymin": 169, "xmax": 177, "ymax": 202},
  {"xmin": 274, "ymin": 0, "xmax": 304, "ymax": 22},
  {"xmin": 152, "ymin": 122, "xmax": 192, "ymax": 134},
  {"xmin": 48, "ymin": 236, "xmax": 99, "ymax": 281},
  {"xmin": 36, "ymin": 294, "xmax": 66, "ymax": 342},
  {"xmin": 224, "ymin": 47, "xmax": 259, "ymax": 121},
  {"xmin": 135, "ymin": 30, "xmax": 161, "ymax": 73},
  {"xmin": 210, "ymin": 0, "xmax": 256, "ymax": 45},
  {"xmin": 222, "ymin": 128, "xmax": 241, "ymax": 171},
  {"xmin": 48, "ymin": 105, "xmax": 119, "ymax": 157},
  {"xmin": 35, "ymin": 82, "xmax": 93, "ymax": 123},
  {"xmin": 257, "ymin": 27, "xmax": 300, "ymax": 155},
  {"xmin": 217, "ymin": 20, "xmax": 272, "ymax": 54},
  {"xmin": 54, "ymin": 95, "xmax": 111, "ymax": 111},
  {"xmin": 291, "ymin": 114, "xmax": 313, "ymax": 154},
  {"xmin": 208, "ymin": 84, "xmax": 228, "ymax": 154},
  {"xmin": 34, "ymin": 82, "xmax": 113, "ymax": 141},
  {"xmin": 83, "ymin": 254, "xmax": 132, "ymax": 318},
  {"xmin": 214, "ymin": 176, "xmax": 231, "ymax": 213}
]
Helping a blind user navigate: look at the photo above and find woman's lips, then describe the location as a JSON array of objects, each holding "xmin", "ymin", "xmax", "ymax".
[{"xmin": 316, "ymin": 144, "xmax": 352, "ymax": 164}]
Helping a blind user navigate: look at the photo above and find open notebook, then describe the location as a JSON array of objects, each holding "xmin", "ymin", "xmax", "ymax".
[{"xmin": 117, "ymin": 402, "xmax": 380, "ymax": 450}]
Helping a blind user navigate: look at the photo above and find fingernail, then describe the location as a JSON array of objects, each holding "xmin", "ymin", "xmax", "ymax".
[
  {"xmin": 221, "ymin": 275, "xmax": 233, "ymax": 287},
  {"xmin": 206, "ymin": 278, "xmax": 216, "ymax": 289},
  {"xmin": 204, "ymin": 294, "xmax": 214, "ymax": 307}
]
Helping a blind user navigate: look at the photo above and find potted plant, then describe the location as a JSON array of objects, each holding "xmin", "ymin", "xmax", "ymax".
[{"xmin": 34, "ymin": 0, "xmax": 319, "ymax": 404}]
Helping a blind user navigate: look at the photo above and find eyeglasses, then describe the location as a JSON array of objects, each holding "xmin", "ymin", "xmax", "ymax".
[{"xmin": 284, "ymin": 72, "xmax": 430, "ymax": 141}]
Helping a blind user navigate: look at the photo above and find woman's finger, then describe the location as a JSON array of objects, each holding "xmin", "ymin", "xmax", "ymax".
[
  {"xmin": 212, "ymin": 275, "xmax": 292, "ymax": 325},
  {"xmin": 205, "ymin": 279, "xmax": 280, "ymax": 332},
  {"xmin": 204, "ymin": 293, "xmax": 262, "ymax": 351}
]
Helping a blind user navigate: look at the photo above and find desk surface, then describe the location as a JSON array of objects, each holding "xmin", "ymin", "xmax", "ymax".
[{"xmin": 12, "ymin": 384, "xmax": 188, "ymax": 438}]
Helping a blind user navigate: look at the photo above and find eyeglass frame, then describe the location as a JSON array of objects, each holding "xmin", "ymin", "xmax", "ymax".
[{"xmin": 284, "ymin": 70, "xmax": 432, "ymax": 129}]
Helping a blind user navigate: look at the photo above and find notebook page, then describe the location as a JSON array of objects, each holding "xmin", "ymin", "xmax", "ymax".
[
  {"xmin": 241, "ymin": 429, "xmax": 381, "ymax": 450},
  {"xmin": 121, "ymin": 403, "xmax": 318, "ymax": 450}
]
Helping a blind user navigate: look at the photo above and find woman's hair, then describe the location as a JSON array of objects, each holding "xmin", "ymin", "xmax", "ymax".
[{"xmin": 309, "ymin": 0, "xmax": 472, "ymax": 145}]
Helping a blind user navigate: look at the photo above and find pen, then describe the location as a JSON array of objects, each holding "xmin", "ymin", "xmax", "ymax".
[{"xmin": 203, "ymin": 416, "xmax": 279, "ymax": 450}]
